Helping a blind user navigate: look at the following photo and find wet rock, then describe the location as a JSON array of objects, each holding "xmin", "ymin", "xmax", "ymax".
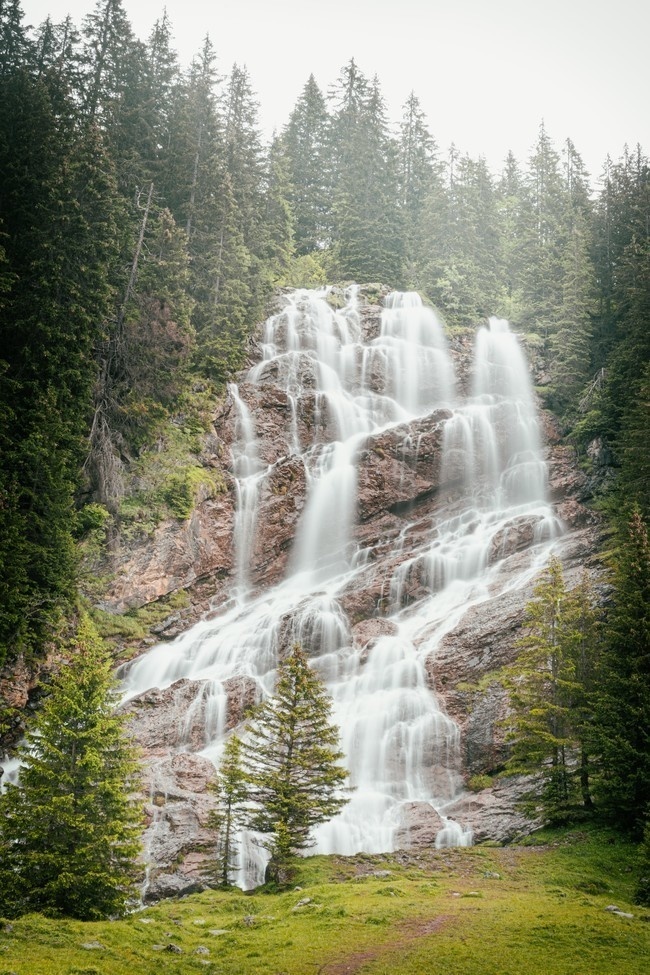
[
  {"xmin": 394, "ymin": 802, "xmax": 445, "ymax": 848},
  {"xmin": 251, "ymin": 455, "xmax": 308, "ymax": 586},
  {"xmin": 222, "ymin": 674, "xmax": 260, "ymax": 728},
  {"xmin": 123, "ymin": 679, "xmax": 219, "ymax": 754},
  {"xmin": 351, "ymin": 618, "xmax": 399, "ymax": 653},
  {"xmin": 445, "ymin": 774, "xmax": 542, "ymax": 843}
]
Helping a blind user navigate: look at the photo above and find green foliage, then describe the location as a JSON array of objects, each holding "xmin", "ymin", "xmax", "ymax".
[
  {"xmin": 499, "ymin": 558, "xmax": 601, "ymax": 822},
  {"xmin": 635, "ymin": 821, "xmax": 650, "ymax": 905},
  {"xmin": 593, "ymin": 509, "xmax": 650, "ymax": 835},
  {"xmin": 281, "ymin": 252, "xmax": 329, "ymax": 289},
  {"xmin": 90, "ymin": 588, "xmax": 189, "ymax": 655},
  {"xmin": 242, "ymin": 644, "xmax": 350, "ymax": 883},
  {"xmin": 0, "ymin": 64, "xmax": 119, "ymax": 666},
  {"xmin": 468, "ymin": 774, "xmax": 494, "ymax": 792},
  {"xmin": 0, "ymin": 828, "xmax": 646, "ymax": 975},
  {"xmin": 0, "ymin": 614, "xmax": 144, "ymax": 919},
  {"xmin": 207, "ymin": 734, "xmax": 249, "ymax": 887}
]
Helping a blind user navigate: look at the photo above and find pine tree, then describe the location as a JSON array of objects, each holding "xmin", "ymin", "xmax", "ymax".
[
  {"xmin": 329, "ymin": 65, "xmax": 403, "ymax": 284},
  {"xmin": 594, "ymin": 509, "xmax": 650, "ymax": 836},
  {"xmin": 501, "ymin": 558, "xmax": 600, "ymax": 822},
  {"xmin": 0, "ymin": 67, "xmax": 120, "ymax": 663},
  {"xmin": 243, "ymin": 644, "xmax": 349, "ymax": 884},
  {"xmin": 207, "ymin": 734, "xmax": 248, "ymax": 887},
  {"xmin": 0, "ymin": 615, "xmax": 143, "ymax": 919},
  {"xmin": 281, "ymin": 74, "xmax": 331, "ymax": 254}
]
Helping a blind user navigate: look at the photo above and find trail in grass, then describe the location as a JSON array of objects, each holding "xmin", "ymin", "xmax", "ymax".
[{"xmin": 321, "ymin": 914, "xmax": 452, "ymax": 974}]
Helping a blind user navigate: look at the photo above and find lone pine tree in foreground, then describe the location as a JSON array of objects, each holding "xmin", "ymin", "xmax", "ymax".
[
  {"xmin": 0, "ymin": 615, "xmax": 143, "ymax": 919},
  {"xmin": 243, "ymin": 644, "xmax": 349, "ymax": 884}
]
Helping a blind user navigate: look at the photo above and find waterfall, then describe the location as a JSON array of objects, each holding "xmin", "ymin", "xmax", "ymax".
[{"xmin": 122, "ymin": 288, "xmax": 562, "ymax": 887}]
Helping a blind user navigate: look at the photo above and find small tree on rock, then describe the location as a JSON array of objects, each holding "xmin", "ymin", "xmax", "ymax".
[
  {"xmin": 207, "ymin": 733, "xmax": 248, "ymax": 887},
  {"xmin": 0, "ymin": 614, "xmax": 143, "ymax": 919},
  {"xmin": 243, "ymin": 644, "xmax": 349, "ymax": 884}
]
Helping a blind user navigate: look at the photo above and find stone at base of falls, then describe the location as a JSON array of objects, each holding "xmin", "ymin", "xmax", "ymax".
[
  {"xmin": 394, "ymin": 802, "xmax": 445, "ymax": 847},
  {"xmin": 141, "ymin": 753, "xmax": 219, "ymax": 903},
  {"xmin": 444, "ymin": 775, "xmax": 542, "ymax": 843}
]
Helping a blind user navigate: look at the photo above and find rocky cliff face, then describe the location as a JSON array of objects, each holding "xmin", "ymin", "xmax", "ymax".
[{"xmin": 2, "ymin": 286, "xmax": 605, "ymax": 900}]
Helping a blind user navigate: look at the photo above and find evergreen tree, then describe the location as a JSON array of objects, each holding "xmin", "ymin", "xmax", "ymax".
[
  {"xmin": 501, "ymin": 558, "xmax": 600, "ymax": 821},
  {"xmin": 80, "ymin": 0, "xmax": 135, "ymax": 126},
  {"xmin": 397, "ymin": 91, "xmax": 440, "ymax": 284},
  {"xmin": 281, "ymin": 74, "xmax": 331, "ymax": 254},
  {"xmin": 594, "ymin": 509, "xmax": 650, "ymax": 836},
  {"xmin": 207, "ymin": 734, "xmax": 248, "ymax": 887},
  {"xmin": 0, "ymin": 0, "xmax": 32, "ymax": 77},
  {"xmin": 548, "ymin": 140, "xmax": 595, "ymax": 415},
  {"xmin": 517, "ymin": 122, "xmax": 566, "ymax": 333},
  {"xmin": 329, "ymin": 65, "xmax": 403, "ymax": 284},
  {"xmin": 496, "ymin": 150, "xmax": 525, "ymax": 319},
  {"xmin": 0, "ymin": 67, "xmax": 120, "ymax": 663},
  {"xmin": 243, "ymin": 644, "xmax": 349, "ymax": 883},
  {"xmin": 0, "ymin": 615, "xmax": 143, "ymax": 919}
]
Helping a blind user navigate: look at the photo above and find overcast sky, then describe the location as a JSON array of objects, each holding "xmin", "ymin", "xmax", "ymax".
[{"xmin": 21, "ymin": 0, "xmax": 650, "ymax": 181}]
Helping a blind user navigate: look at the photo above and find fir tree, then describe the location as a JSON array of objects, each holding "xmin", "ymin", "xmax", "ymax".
[
  {"xmin": 594, "ymin": 509, "xmax": 650, "ymax": 836},
  {"xmin": 281, "ymin": 74, "xmax": 331, "ymax": 254},
  {"xmin": 501, "ymin": 557, "xmax": 600, "ymax": 822},
  {"xmin": 0, "ymin": 66, "xmax": 120, "ymax": 663},
  {"xmin": 0, "ymin": 615, "xmax": 143, "ymax": 919},
  {"xmin": 243, "ymin": 644, "xmax": 349, "ymax": 884},
  {"xmin": 207, "ymin": 734, "xmax": 248, "ymax": 887}
]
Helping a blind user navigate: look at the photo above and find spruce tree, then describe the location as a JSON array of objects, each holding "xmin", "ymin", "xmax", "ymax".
[
  {"xmin": 208, "ymin": 734, "xmax": 248, "ymax": 887},
  {"xmin": 281, "ymin": 74, "xmax": 331, "ymax": 254},
  {"xmin": 329, "ymin": 66, "xmax": 403, "ymax": 284},
  {"xmin": 594, "ymin": 509, "xmax": 650, "ymax": 836},
  {"xmin": 0, "ymin": 66, "xmax": 120, "ymax": 664},
  {"xmin": 501, "ymin": 558, "xmax": 600, "ymax": 822},
  {"xmin": 0, "ymin": 615, "xmax": 143, "ymax": 919},
  {"xmin": 243, "ymin": 645, "xmax": 349, "ymax": 883}
]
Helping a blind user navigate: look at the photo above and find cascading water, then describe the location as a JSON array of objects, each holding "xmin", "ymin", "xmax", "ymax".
[{"xmin": 121, "ymin": 287, "xmax": 562, "ymax": 888}]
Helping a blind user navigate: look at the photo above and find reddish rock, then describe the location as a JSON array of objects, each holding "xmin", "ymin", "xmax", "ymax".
[
  {"xmin": 222, "ymin": 675, "xmax": 259, "ymax": 729},
  {"xmin": 251, "ymin": 455, "xmax": 308, "ymax": 586},
  {"xmin": 101, "ymin": 492, "xmax": 235, "ymax": 613},
  {"xmin": 351, "ymin": 618, "xmax": 399, "ymax": 652}
]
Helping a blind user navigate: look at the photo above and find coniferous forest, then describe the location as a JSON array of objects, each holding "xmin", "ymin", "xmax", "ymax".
[{"xmin": 0, "ymin": 0, "xmax": 649, "ymax": 931}]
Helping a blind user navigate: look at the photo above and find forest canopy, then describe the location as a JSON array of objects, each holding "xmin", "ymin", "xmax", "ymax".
[{"xmin": 0, "ymin": 0, "xmax": 648, "ymax": 670}]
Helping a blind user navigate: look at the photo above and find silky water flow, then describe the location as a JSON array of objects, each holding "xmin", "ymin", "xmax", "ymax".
[{"xmin": 121, "ymin": 287, "xmax": 562, "ymax": 888}]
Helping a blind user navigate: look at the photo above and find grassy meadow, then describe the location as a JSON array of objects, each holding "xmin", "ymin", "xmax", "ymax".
[{"xmin": 1, "ymin": 827, "xmax": 648, "ymax": 975}]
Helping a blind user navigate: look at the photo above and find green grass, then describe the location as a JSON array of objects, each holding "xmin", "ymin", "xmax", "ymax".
[{"xmin": 1, "ymin": 828, "xmax": 648, "ymax": 975}]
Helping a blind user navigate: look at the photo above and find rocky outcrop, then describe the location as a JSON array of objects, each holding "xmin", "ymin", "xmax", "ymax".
[
  {"xmin": 99, "ymin": 490, "xmax": 235, "ymax": 614},
  {"xmin": 140, "ymin": 752, "xmax": 218, "ymax": 902},
  {"xmin": 72, "ymin": 288, "xmax": 606, "ymax": 897}
]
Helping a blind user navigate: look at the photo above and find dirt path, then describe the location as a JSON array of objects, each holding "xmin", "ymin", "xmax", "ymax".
[{"xmin": 319, "ymin": 915, "xmax": 453, "ymax": 974}]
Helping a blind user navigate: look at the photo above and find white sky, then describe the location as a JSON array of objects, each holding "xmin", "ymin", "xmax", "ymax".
[{"xmin": 21, "ymin": 0, "xmax": 650, "ymax": 181}]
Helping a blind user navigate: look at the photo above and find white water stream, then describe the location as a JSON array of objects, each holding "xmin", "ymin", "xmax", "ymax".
[{"xmin": 121, "ymin": 287, "xmax": 562, "ymax": 888}]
